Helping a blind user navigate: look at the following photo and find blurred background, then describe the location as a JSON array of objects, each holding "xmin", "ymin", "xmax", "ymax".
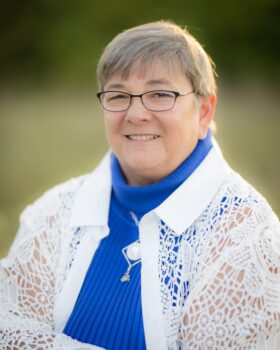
[{"xmin": 0, "ymin": 0, "xmax": 279, "ymax": 258}]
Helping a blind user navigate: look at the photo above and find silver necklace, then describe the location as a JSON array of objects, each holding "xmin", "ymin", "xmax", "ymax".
[{"xmin": 120, "ymin": 211, "xmax": 141, "ymax": 283}]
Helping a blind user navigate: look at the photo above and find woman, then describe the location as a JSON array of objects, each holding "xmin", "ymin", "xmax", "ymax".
[{"xmin": 1, "ymin": 21, "xmax": 279, "ymax": 350}]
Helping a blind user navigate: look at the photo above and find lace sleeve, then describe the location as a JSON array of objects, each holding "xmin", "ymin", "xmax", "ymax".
[
  {"xmin": 0, "ymin": 198, "xmax": 104, "ymax": 350},
  {"xmin": 181, "ymin": 202, "xmax": 280, "ymax": 349}
]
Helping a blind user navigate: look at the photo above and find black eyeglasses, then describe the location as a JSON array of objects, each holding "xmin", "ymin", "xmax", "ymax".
[{"xmin": 96, "ymin": 90, "xmax": 195, "ymax": 112}]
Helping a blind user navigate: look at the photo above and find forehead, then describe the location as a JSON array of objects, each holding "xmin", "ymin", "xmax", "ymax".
[{"xmin": 104, "ymin": 59, "xmax": 188, "ymax": 89}]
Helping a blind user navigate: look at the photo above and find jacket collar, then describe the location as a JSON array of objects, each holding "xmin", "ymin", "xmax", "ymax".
[
  {"xmin": 69, "ymin": 152, "xmax": 112, "ymax": 228},
  {"xmin": 69, "ymin": 141, "xmax": 230, "ymax": 233}
]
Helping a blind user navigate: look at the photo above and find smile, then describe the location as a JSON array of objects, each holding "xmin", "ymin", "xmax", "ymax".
[{"xmin": 126, "ymin": 134, "xmax": 160, "ymax": 141}]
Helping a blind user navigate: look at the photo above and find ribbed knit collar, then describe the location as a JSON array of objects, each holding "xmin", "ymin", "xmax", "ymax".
[{"xmin": 111, "ymin": 130, "xmax": 213, "ymax": 215}]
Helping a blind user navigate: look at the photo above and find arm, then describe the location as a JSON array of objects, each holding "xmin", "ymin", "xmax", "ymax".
[
  {"xmin": 181, "ymin": 203, "xmax": 280, "ymax": 349},
  {"xmin": 0, "ymin": 198, "xmax": 104, "ymax": 350}
]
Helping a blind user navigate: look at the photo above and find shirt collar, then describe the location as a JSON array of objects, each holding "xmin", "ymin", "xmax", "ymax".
[
  {"xmin": 154, "ymin": 141, "xmax": 230, "ymax": 233},
  {"xmin": 69, "ymin": 141, "xmax": 230, "ymax": 233}
]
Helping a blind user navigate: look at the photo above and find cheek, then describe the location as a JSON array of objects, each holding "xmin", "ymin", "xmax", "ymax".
[
  {"xmin": 165, "ymin": 117, "xmax": 199, "ymax": 152},
  {"xmin": 104, "ymin": 116, "xmax": 121, "ymax": 145},
  {"xmin": 104, "ymin": 120, "xmax": 112, "ymax": 145}
]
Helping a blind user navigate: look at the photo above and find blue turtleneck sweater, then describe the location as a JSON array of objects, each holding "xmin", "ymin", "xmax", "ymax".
[{"xmin": 63, "ymin": 131, "xmax": 212, "ymax": 349}]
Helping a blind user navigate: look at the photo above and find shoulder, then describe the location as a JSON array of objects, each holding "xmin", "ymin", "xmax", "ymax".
[
  {"xmin": 20, "ymin": 173, "xmax": 93, "ymax": 225},
  {"xmin": 209, "ymin": 169, "xmax": 279, "ymax": 227},
  {"xmin": 4, "ymin": 171, "xmax": 95, "ymax": 265},
  {"xmin": 193, "ymin": 168, "xmax": 280, "ymax": 275},
  {"xmin": 21, "ymin": 152, "xmax": 112, "ymax": 224},
  {"xmin": 197, "ymin": 168, "xmax": 280, "ymax": 280}
]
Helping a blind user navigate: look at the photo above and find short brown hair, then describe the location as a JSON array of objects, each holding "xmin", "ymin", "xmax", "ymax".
[{"xmin": 96, "ymin": 20, "xmax": 217, "ymax": 96}]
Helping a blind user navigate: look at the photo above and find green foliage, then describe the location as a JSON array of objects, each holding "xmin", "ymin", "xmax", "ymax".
[{"xmin": 1, "ymin": 0, "xmax": 279, "ymax": 84}]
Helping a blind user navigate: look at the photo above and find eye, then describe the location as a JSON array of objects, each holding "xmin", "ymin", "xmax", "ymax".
[
  {"xmin": 104, "ymin": 92, "xmax": 129, "ymax": 103},
  {"xmin": 148, "ymin": 91, "xmax": 175, "ymax": 99}
]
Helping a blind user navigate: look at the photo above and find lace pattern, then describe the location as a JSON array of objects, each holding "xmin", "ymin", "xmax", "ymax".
[
  {"xmin": 0, "ymin": 177, "xmax": 102, "ymax": 349},
  {"xmin": 158, "ymin": 173, "xmax": 280, "ymax": 349},
  {"xmin": 0, "ymin": 170, "xmax": 279, "ymax": 349}
]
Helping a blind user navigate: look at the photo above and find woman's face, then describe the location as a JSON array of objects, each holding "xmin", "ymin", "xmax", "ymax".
[{"xmin": 103, "ymin": 60, "xmax": 216, "ymax": 186}]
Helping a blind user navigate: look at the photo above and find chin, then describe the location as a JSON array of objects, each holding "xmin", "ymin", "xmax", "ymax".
[
  {"xmin": 127, "ymin": 158, "xmax": 158, "ymax": 172},
  {"xmin": 122, "ymin": 153, "xmax": 160, "ymax": 170}
]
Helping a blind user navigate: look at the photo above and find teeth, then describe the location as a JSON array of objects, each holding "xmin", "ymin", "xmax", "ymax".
[{"xmin": 127, "ymin": 135, "xmax": 159, "ymax": 141}]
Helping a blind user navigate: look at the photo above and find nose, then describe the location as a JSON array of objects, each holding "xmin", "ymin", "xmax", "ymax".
[{"xmin": 125, "ymin": 96, "xmax": 152, "ymax": 123}]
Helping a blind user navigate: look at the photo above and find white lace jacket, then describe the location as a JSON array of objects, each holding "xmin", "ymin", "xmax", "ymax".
[{"xmin": 1, "ymin": 144, "xmax": 280, "ymax": 350}]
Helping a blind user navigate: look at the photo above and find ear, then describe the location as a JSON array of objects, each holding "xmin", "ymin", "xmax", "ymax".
[{"xmin": 198, "ymin": 94, "xmax": 217, "ymax": 139}]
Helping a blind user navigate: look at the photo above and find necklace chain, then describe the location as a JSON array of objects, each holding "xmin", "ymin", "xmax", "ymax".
[
  {"xmin": 120, "ymin": 211, "xmax": 141, "ymax": 283},
  {"xmin": 130, "ymin": 211, "xmax": 140, "ymax": 226}
]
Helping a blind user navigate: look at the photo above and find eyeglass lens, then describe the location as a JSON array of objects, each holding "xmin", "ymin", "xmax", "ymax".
[{"xmin": 100, "ymin": 90, "xmax": 177, "ymax": 111}]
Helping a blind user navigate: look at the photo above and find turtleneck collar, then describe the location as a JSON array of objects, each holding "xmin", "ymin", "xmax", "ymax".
[{"xmin": 111, "ymin": 130, "xmax": 213, "ymax": 215}]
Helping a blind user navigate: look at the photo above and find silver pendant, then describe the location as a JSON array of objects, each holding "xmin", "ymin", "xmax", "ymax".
[
  {"xmin": 120, "ymin": 240, "xmax": 141, "ymax": 283},
  {"xmin": 120, "ymin": 273, "xmax": 130, "ymax": 282},
  {"xmin": 126, "ymin": 242, "xmax": 141, "ymax": 260},
  {"xmin": 120, "ymin": 266, "xmax": 132, "ymax": 283},
  {"xmin": 120, "ymin": 212, "xmax": 141, "ymax": 283}
]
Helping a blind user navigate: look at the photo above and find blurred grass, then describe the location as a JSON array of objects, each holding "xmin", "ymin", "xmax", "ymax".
[{"xmin": 0, "ymin": 84, "xmax": 279, "ymax": 258}]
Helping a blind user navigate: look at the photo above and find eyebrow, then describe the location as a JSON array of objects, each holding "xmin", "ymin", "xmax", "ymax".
[
  {"xmin": 105, "ymin": 83, "xmax": 125, "ymax": 90},
  {"xmin": 146, "ymin": 79, "xmax": 171, "ymax": 86},
  {"xmin": 105, "ymin": 78, "xmax": 172, "ymax": 91}
]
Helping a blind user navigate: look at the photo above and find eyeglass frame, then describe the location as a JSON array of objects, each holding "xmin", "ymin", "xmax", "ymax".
[{"xmin": 96, "ymin": 89, "xmax": 195, "ymax": 112}]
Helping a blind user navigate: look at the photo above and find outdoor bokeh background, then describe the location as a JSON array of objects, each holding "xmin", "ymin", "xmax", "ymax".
[{"xmin": 0, "ymin": 0, "xmax": 279, "ymax": 258}]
